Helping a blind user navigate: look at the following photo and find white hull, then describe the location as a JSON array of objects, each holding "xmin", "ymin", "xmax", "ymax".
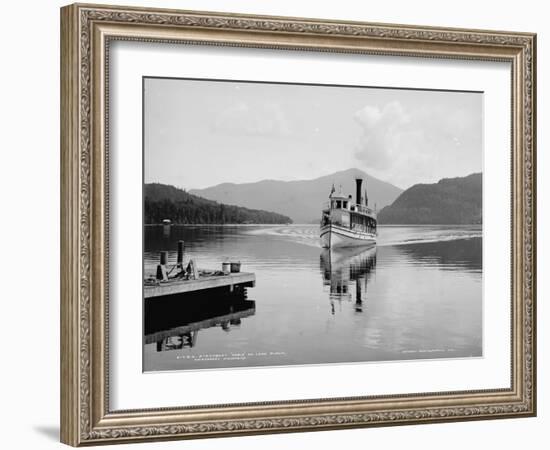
[{"xmin": 320, "ymin": 224, "xmax": 376, "ymax": 248}]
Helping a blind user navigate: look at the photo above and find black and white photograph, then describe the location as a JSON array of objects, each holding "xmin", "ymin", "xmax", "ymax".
[{"xmin": 142, "ymin": 77, "xmax": 483, "ymax": 372}]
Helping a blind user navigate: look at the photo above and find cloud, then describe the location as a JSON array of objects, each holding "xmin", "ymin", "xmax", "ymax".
[
  {"xmin": 354, "ymin": 101, "xmax": 410, "ymax": 170},
  {"xmin": 353, "ymin": 100, "xmax": 481, "ymax": 188},
  {"xmin": 212, "ymin": 101, "xmax": 291, "ymax": 138}
]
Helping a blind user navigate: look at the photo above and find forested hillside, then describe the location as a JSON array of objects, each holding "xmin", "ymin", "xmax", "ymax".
[
  {"xmin": 145, "ymin": 183, "xmax": 292, "ymax": 224},
  {"xmin": 378, "ymin": 173, "xmax": 482, "ymax": 225}
]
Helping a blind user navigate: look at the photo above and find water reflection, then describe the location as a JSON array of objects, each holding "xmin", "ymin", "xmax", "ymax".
[
  {"xmin": 397, "ymin": 238, "xmax": 482, "ymax": 272},
  {"xmin": 320, "ymin": 246, "xmax": 377, "ymax": 313},
  {"xmin": 145, "ymin": 287, "xmax": 255, "ymax": 352}
]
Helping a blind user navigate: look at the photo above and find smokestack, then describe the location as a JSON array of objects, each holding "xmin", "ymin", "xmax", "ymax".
[{"xmin": 355, "ymin": 178, "xmax": 362, "ymax": 206}]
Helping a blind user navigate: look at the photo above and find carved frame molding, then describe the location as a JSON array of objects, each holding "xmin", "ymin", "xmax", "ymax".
[{"xmin": 60, "ymin": 3, "xmax": 536, "ymax": 446}]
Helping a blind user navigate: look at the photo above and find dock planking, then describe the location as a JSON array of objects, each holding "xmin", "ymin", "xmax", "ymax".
[{"xmin": 144, "ymin": 272, "xmax": 256, "ymax": 299}]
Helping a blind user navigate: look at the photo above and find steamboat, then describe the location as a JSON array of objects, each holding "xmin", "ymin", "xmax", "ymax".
[{"xmin": 320, "ymin": 177, "xmax": 377, "ymax": 248}]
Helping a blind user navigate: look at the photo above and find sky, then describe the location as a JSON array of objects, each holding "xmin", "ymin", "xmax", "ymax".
[{"xmin": 144, "ymin": 77, "xmax": 482, "ymax": 190}]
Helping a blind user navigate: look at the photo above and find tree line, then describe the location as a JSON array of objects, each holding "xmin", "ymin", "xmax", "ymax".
[
  {"xmin": 144, "ymin": 183, "xmax": 292, "ymax": 224},
  {"xmin": 378, "ymin": 173, "xmax": 482, "ymax": 225}
]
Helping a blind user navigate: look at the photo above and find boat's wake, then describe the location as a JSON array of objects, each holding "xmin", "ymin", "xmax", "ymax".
[
  {"xmin": 247, "ymin": 225, "xmax": 482, "ymax": 248},
  {"xmin": 377, "ymin": 232, "xmax": 482, "ymax": 247},
  {"xmin": 378, "ymin": 226, "xmax": 482, "ymax": 247},
  {"xmin": 247, "ymin": 225, "xmax": 321, "ymax": 248}
]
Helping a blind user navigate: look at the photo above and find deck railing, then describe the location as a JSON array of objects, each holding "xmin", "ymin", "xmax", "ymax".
[
  {"xmin": 353, "ymin": 204, "xmax": 376, "ymax": 216},
  {"xmin": 323, "ymin": 201, "xmax": 377, "ymax": 217}
]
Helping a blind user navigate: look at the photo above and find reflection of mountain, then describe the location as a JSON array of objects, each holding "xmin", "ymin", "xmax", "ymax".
[
  {"xmin": 191, "ymin": 168, "xmax": 402, "ymax": 223},
  {"xmin": 320, "ymin": 246, "xmax": 377, "ymax": 312},
  {"xmin": 145, "ymin": 288, "xmax": 255, "ymax": 351},
  {"xmin": 398, "ymin": 238, "xmax": 482, "ymax": 272}
]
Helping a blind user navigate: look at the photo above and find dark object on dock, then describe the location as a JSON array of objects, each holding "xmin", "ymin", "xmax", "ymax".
[
  {"xmin": 177, "ymin": 240, "xmax": 185, "ymax": 267},
  {"xmin": 155, "ymin": 243, "xmax": 193, "ymax": 281},
  {"xmin": 156, "ymin": 251, "xmax": 168, "ymax": 281},
  {"xmin": 146, "ymin": 242, "xmax": 255, "ymax": 298},
  {"xmin": 185, "ymin": 259, "xmax": 199, "ymax": 280}
]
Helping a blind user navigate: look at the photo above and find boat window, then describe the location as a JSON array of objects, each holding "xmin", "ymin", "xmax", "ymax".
[
  {"xmin": 343, "ymin": 201, "xmax": 347, "ymax": 209},
  {"xmin": 336, "ymin": 200, "xmax": 342, "ymax": 208}
]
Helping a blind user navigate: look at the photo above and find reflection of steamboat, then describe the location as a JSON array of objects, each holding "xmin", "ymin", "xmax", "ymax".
[
  {"xmin": 320, "ymin": 177, "xmax": 377, "ymax": 248},
  {"xmin": 320, "ymin": 246, "xmax": 377, "ymax": 312}
]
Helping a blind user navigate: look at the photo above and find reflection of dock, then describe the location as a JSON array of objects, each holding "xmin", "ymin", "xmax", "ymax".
[
  {"xmin": 145, "ymin": 300, "xmax": 256, "ymax": 346},
  {"xmin": 144, "ymin": 272, "xmax": 256, "ymax": 299},
  {"xmin": 145, "ymin": 272, "xmax": 256, "ymax": 352}
]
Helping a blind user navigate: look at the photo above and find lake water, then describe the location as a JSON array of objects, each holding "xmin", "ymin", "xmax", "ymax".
[{"xmin": 143, "ymin": 225, "xmax": 482, "ymax": 372}]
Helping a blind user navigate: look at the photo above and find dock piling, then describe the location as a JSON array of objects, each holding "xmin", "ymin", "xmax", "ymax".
[
  {"xmin": 177, "ymin": 240, "xmax": 185, "ymax": 267},
  {"xmin": 156, "ymin": 251, "xmax": 168, "ymax": 281},
  {"xmin": 147, "ymin": 244, "xmax": 256, "ymax": 297}
]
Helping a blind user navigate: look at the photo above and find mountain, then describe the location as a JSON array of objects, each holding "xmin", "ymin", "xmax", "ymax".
[
  {"xmin": 190, "ymin": 169, "xmax": 403, "ymax": 223},
  {"xmin": 377, "ymin": 173, "xmax": 482, "ymax": 225},
  {"xmin": 144, "ymin": 183, "xmax": 292, "ymax": 224}
]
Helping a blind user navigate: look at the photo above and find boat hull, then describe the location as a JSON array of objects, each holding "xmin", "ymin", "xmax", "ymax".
[{"xmin": 320, "ymin": 224, "xmax": 376, "ymax": 248}]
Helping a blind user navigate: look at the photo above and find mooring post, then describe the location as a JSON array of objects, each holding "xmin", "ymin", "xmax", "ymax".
[
  {"xmin": 156, "ymin": 251, "xmax": 168, "ymax": 281},
  {"xmin": 177, "ymin": 240, "xmax": 185, "ymax": 268}
]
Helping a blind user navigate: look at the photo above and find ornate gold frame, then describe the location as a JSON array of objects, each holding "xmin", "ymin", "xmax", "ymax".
[{"xmin": 60, "ymin": 3, "xmax": 536, "ymax": 446}]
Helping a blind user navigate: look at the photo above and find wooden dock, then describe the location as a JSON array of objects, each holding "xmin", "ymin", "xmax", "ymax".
[{"xmin": 144, "ymin": 272, "xmax": 256, "ymax": 299}]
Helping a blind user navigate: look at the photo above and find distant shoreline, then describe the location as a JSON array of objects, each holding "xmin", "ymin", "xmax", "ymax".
[
  {"xmin": 145, "ymin": 223, "xmax": 482, "ymax": 227},
  {"xmin": 144, "ymin": 223, "xmax": 295, "ymax": 227}
]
